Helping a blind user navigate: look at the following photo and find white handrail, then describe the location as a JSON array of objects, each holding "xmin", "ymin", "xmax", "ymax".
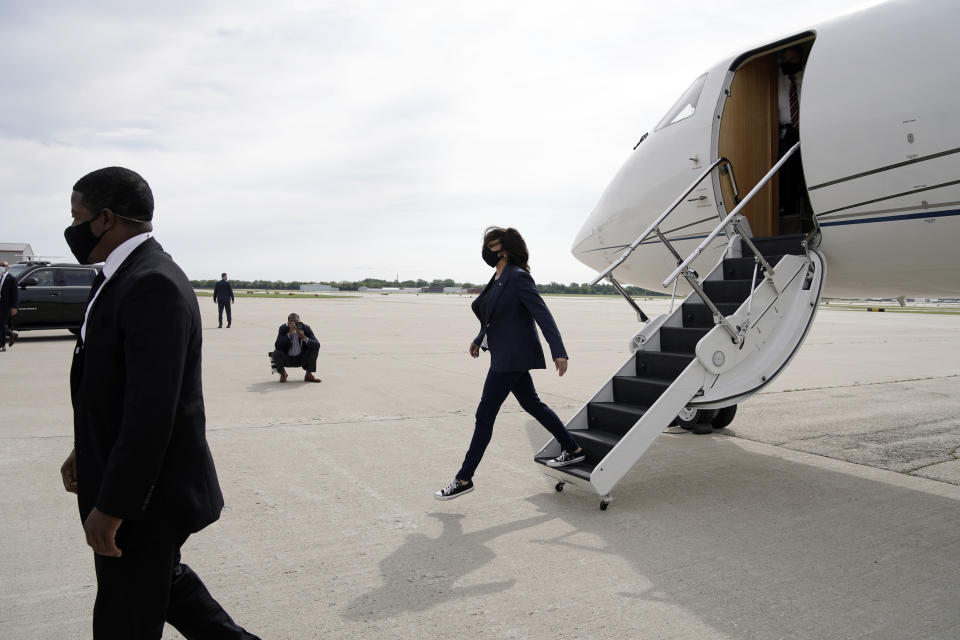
[
  {"xmin": 662, "ymin": 143, "xmax": 800, "ymax": 288},
  {"xmin": 588, "ymin": 157, "xmax": 733, "ymax": 287}
]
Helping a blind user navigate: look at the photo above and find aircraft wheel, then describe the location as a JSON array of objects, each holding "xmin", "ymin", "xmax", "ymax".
[
  {"xmin": 712, "ymin": 405, "xmax": 738, "ymax": 429},
  {"xmin": 674, "ymin": 408, "xmax": 719, "ymax": 430},
  {"xmin": 600, "ymin": 501, "xmax": 609, "ymax": 511},
  {"xmin": 555, "ymin": 482, "xmax": 565, "ymax": 493}
]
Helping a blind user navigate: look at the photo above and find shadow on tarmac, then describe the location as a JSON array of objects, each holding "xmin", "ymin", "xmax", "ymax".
[
  {"xmin": 341, "ymin": 512, "xmax": 554, "ymax": 622},
  {"xmin": 9, "ymin": 332, "xmax": 76, "ymax": 343},
  {"xmin": 246, "ymin": 379, "xmax": 316, "ymax": 394},
  {"xmin": 517, "ymin": 419, "xmax": 960, "ymax": 639}
]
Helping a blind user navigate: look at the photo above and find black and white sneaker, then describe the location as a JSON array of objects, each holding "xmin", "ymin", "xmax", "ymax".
[
  {"xmin": 434, "ymin": 478, "xmax": 474, "ymax": 500},
  {"xmin": 546, "ymin": 448, "xmax": 585, "ymax": 468}
]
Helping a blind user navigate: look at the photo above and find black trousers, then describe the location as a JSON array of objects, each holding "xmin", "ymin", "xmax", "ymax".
[
  {"xmin": 457, "ymin": 369, "xmax": 579, "ymax": 481},
  {"xmin": 92, "ymin": 531, "xmax": 259, "ymax": 640},
  {"xmin": 272, "ymin": 344, "xmax": 319, "ymax": 374},
  {"xmin": 778, "ymin": 126, "xmax": 809, "ymax": 219},
  {"xmin": 217, "ymin": 301, "xmax": 232, "ymax": 326}
]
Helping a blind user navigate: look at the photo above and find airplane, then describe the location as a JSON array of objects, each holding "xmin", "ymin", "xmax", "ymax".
[{"xmin": 534, "ymin": 0, "xmax": 960, "ymax": 509}]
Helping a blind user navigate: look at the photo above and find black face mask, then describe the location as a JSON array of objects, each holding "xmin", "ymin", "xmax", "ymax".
[
  {"xmin": 63, "ymin": 217, "xmax": 104, "ymax": 264},
  {"xmin": 482, "ymin": 246, "xmax": 501, "ymax": 268},
  {"xmin": 781, "ymin": 62, "xmax": 801, "ymax": 77}
]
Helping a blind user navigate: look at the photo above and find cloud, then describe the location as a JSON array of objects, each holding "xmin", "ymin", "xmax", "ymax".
[{"xmin": 0, "ymin": 0, "xmax": 879, "ymax": 283}]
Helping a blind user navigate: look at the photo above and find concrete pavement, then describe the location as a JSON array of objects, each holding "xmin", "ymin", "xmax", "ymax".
[{"xmin": 1, "ymin": 293, "xmax": 958, "ymax": 639}]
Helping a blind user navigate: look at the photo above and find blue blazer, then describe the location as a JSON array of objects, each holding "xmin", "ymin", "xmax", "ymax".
[{"xmin": 472, "ymin": 264, "xmax": 567, "ymax": 372}]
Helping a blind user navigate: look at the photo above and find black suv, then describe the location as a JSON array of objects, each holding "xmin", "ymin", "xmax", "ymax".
[{"xmin": 7, "ymin": 261, "xmax": 102, "ymax": 334}]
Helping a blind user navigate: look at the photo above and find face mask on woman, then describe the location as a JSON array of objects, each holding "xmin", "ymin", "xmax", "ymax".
[{"xmin": 482, "ymin": 246, "xmax": 501, "ymax": 268}]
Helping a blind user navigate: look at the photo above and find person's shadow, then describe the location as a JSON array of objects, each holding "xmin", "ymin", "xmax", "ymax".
[
  {"xmin": 246, "ymin": 380, "xmax": 301, "ymax": 394},
  {"xmin": 342, "ymin": 511, "xmax": 553, "ymax": 621}
]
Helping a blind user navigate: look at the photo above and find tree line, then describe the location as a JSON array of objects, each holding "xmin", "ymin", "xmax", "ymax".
[{"xmin": 189, "ymin": 278, "xmax": 664, "ymax": 297}]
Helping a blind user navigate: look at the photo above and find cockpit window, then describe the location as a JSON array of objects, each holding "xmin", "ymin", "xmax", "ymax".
[{"xmin": 654, "ymin": 73, "xmax": 707, "ymax": 131}]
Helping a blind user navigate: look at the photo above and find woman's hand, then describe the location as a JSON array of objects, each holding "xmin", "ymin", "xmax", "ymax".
[
  {"xmin": 554, "ymin": 357, "xmax": 568, "ymax": 376},
  {"xmin": 469, "ymin": 342, "xmax": 480, "ymax": 358}
]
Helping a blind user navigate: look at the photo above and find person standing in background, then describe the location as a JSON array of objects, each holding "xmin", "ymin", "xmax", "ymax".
[
  {"xmin": 213, "ymin": 272, "xmax": 234, "ymax": 328},
  {"xmin": 0, "ymin": 261, "xmax": 19, "ymax": 351}
]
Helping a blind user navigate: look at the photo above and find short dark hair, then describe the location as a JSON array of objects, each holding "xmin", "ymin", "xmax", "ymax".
[
  {"xmin": 221, "ymin": 273, "xmax": 227, "ymax": 277},
  {"xmin": 73, "ymin": 167, "xmax": 154, "ymax": 221},
  {"xmin": 483, "ymin": 226, "xmax": 530, "ymax": 272}
]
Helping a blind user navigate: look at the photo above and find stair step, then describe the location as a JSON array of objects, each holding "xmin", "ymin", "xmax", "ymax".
[
  {"xmin": 749, "ymin": 234, "xmax": 806, "ymax": 257},
  {"xmin": 703, "ymin": 279, "xmax": 754, "ymax": 303},
  {"xmin": 569, "ymin": 428, "xmax": 621, "ymax": 464},
  {"xmin": 635, "ymin": 350, "xmax": 694, "ymax": 379},
  {"xmin": 660, "ymin": 326, "xmax": 711, "ymax": 354},
  {"xmin": 613, "ymin": 376, "xmax": 672, "ymax": 406},
  {"xmin": 587, "ymin": 402, "xmax": 648, "ymax": 437},
  {"xmin": 680, "ymin": 302, "xmax": 741, "ymax": 328},
  {"xmin": 722, "ymin": 255, "xmax": 784, "ymax": 280},
  {"xmin": 533, "ymin": 457, "xmax": 593, "ymax": 481}
]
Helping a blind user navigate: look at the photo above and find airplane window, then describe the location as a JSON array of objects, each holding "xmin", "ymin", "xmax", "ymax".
[{"xmin": 654, "ymin": 73, "xmax": 707, "ymax": 131}]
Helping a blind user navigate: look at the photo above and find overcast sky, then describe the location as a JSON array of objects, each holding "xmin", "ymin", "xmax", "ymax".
[{"xmin": 0, "ymin": 0, "xmax": 880, "ymax": 284}]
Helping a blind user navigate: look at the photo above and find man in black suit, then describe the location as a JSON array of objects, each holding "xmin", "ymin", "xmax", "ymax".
[
  {"xmin": 59, "ymin": 167, "xmax": 260, "ymax": 640},
  {"xmin": 0, "ymin": 261, "xmax": 18, "ymax": 351},
  {"xmin": 213, "ymin": 272, "xmax": 234, "ymax": 328},
  {"xmin": 271, "ymin": 312, "xmax": 321, "ymax": 383}
]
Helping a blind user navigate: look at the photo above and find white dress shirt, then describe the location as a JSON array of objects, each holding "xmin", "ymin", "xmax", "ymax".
[
  {"xmin": 778, "ymin": 70, "xmax": 803, "ymax": 126},
  {"xmin": 80, "ymin": 232, "xmax": 153, "ymax": 343}
]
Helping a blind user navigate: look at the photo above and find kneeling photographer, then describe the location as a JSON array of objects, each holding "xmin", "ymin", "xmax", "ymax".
[{"xmin": 271, "ymin": 312, "xmax": 321, "ymax": 383}]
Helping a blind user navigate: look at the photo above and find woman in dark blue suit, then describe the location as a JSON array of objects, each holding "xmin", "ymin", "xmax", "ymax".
[{"xmin": 435, "ymin": 227, "xmax": 584, "ymax": 500}]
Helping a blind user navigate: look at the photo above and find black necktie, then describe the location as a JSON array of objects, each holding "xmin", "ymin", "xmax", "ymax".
[{"xmin": 789, "ymin": 75, "xmax": 800, "ymax": 129}]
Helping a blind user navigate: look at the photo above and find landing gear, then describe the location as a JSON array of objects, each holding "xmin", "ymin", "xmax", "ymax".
[
  {"xmin": 711, "ymin": 404, "xmax": 738, "ymax": 429},
  {"xmin": 675, "ymin": 407, "xmax": 719, "ymax": 431},
  {"xmin": 600, "ymin": 496, "xmax": 612, "ymax": 511},
  {"xmin": 554, "ymin": 482, "xmax": 565, "ymax": 492}
]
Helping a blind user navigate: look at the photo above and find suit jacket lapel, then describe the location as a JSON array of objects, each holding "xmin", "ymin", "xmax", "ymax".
[{"xmin": 484, "ymin": 266, "xmax": 513, "ymax": 322}]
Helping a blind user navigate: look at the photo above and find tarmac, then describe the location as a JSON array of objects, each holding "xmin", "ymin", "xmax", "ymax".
[{"xmin": 1, "ymin": 293, "xmax": 958, "ymax": 639}]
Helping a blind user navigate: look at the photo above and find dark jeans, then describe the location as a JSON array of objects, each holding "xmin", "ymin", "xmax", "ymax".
[
  {"xmin": 271, "ymin": 344, "xmax": 319, "ymax": 374},
  {"xmin": 457, "ymin": 369, "xmax": 579, "ymax": 481},
  {"xmin": 92, "ymin": 531, "xmax": 259, "ymax": 640},
  {"xmin": 217, "ymin": 301, "xmax": 232, "ymax": 326}
]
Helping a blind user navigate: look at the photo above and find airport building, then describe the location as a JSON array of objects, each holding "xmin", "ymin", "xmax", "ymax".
[
  {"xmin": 0, "ymin": 242, "xmax": 37, "ymax": 263},
  {"xmin": 300, "ymin": 283, "xmax": 340, "ymax": 292}
]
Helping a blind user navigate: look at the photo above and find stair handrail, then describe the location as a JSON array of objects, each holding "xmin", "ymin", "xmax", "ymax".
[
  {"xmin": 662, "ymin": 142, "xmax": 800, "ymax": 289},
  {"xmin": 588, "ymin": 157, "xmax": 737, "ymax": 288}
]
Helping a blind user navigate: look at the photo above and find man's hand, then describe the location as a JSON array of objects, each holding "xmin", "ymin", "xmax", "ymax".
[
  {"xmin": 9, "ymin": 308, "xmax": 16, "ymax": 316},
  {"xmin": 84, "ymin": 507, "xmax": 123, "ymax": 557},
  {"xmin": 469, "ymin": 342, "xmax": 480, "ymax": 358},
  {"xmin": 554, "ymin": 357, "xmax": 568, "ymax": 377},
  {"xmin": 297, "ymin": 329, "xmax": 307, "ymax": 340},
  {"xmin": 61, "ymin": 448, "xmax": 78, "ymax": 493}
]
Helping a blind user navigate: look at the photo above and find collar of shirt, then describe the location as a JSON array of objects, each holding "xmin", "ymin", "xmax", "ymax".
[
  {"xmin": 80, "ymin": 232, "xmax": 153, "ymax": 343},
  {"xmin": 102, "ymin": 232, "xmax": 153, "ymax": 280}
]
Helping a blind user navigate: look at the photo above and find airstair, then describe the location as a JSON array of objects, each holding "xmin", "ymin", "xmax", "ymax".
[{"xmin": 535, "ymin": 144, "xmax": 826, "ymax": 509}]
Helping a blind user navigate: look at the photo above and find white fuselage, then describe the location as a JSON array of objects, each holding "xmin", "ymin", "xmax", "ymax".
[{"xmin": 572, "ymin": 0, "xmax": 960, "ymax": 298}]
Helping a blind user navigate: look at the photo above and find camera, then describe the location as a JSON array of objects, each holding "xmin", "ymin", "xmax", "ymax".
[{"xmin": 295, "ymin": 321, "xmax": 305, "ymax": 331}]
